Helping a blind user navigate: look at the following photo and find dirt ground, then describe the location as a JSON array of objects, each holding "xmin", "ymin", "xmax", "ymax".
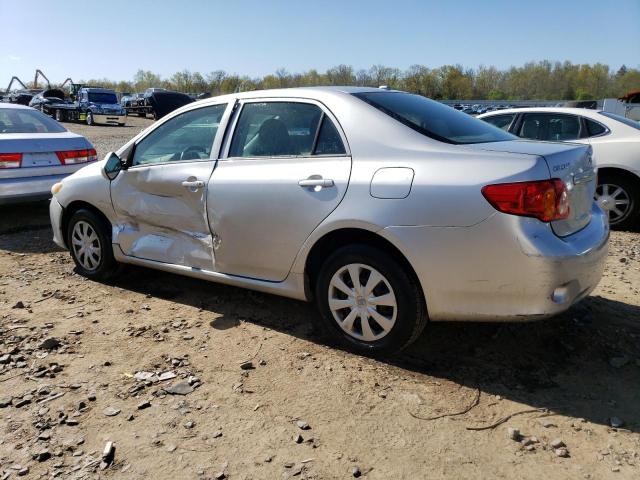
[{"xmin": 1, "ymin": 117, "xmax": 639, "ymax": 479}]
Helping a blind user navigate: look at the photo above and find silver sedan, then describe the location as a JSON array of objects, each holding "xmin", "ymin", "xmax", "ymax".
[
  {"xmin": 0, "ymin": 103, "xmax": 96, "ymax": 204},
  {"xmin": 49, "ymin": 87, "xmax": 609, "ymax": 354}
]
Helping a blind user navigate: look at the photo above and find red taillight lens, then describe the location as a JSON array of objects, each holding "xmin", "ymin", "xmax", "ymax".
[
  {"xmin": 482, "ymin": 179, "xmax": 570, "ymax": 222},
  {"xmin": 56, "ymin": 148, "xmax": 98, "ymax": 165},
  {"xmin": 0, "ymin": 153, "xmax": 22, "ymax": 169}
]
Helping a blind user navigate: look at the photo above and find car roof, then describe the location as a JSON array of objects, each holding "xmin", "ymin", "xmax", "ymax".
[
  {"xmin": 0, "ymin": 102, "xmax": 34, "ymax": 110},
  {"xmin": 189, "ymin": 86, "xmax": 398, "ymax": 108},
  {"xmin": 479, "ymin": 106, "xmax": 606, "ymax": 119}
]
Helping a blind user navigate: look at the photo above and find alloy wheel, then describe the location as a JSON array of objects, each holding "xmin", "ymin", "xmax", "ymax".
[
  {"xmin": 595, "ymin": 183, "xmax": 631, "ymax": 224},
  {"xmin": 328, "ymin": 263, "xmax": 397, "ymax": 342},
  {"xmin": 71, "ymin": 220, "xmax": 102, "ymax": 271}
]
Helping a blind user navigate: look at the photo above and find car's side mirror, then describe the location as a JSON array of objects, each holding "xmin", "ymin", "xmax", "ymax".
[{"xmin": 103, "ymin": 152, "xmax": 123, "ymax": 180}]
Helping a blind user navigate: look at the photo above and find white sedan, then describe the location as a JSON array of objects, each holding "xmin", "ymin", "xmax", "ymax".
[
  {"xmin": 479, "ymin": 107, "xmax": 640, "ymax": 229},
  {"xmin": 0, "ymin": 103, "xmax": 96, "ymax": 204}
]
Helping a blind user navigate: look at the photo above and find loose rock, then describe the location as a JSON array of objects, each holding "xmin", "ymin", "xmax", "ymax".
[
  {"xmin": 296, "ymin": 420, "xmax": 310, "ymax": 430},
  {"xmin": 507, "ymin": 427, "xmax": 521, "ymax": 441},
  {"xmin": 103, "ymin": 407, "xmax": 121, "ymax": 417},
  {"xmin": 165, "ymin": 381, "xmax": 194, "ymax": 395}
]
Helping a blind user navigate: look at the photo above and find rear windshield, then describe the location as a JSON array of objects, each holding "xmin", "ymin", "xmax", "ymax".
[
  {"xmin": 0, "ymin": 108, "xmax": 66, "ymax": 134},
  {"xmin": 353, "ymin": 92, "xmax": 516, "ymax": 144},
  {"xmin": 598, "ymin": 111, "xmax": 640, "ymax": 130},
  {"xmin": 88, "ymin": 92, "xmax": 118, "ymax": 104}
]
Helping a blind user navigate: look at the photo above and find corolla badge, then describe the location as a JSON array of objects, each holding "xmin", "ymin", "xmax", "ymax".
[{"xmin": 552, "ymin": 162, "xmax": 571, "ymax": 172}]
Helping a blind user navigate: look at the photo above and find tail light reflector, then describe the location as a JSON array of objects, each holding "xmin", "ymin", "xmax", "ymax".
[
  {"xmin": 0, "ymin": 153, "xmax": 22, "ymax": 169},
  {"xmin": 482, "ymin": 179, "xmax": 570, "ymax": 222},
  {"xmin": 56, "ymin": 148, "xmax": 98, "ymax": 165}
]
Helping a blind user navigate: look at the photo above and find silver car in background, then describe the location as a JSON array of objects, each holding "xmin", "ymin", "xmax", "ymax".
[
  {"xmin": 49, "ymin": 87, "xmax": 609, "ymax": 354},
  {"xmin": 0, "ymin": 103, "xmax": 96, "ymax": 204}
]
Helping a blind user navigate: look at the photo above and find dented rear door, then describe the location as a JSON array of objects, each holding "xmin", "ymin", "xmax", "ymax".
[{"xmin": 110, "ymin": 103, "xmax": 230, "ymax": 269}]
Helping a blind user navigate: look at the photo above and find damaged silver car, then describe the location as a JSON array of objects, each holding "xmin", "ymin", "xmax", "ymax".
[{"xmin": 49, "ymin": 87, "xmax": 609, "ymax": 354}]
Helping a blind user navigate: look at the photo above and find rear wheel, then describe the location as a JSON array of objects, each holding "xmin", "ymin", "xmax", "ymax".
[
  {"xmin": 67, "ymin": 209, "xmax": 118, "ymax": 280},
  {"xmin": 315, "ymin": 245, "xmax": 426, "ymax": 355},
  {"xmin": 595, "ymin": 172, "xmax": 640, "ymax": 230},
  {"xmin": 138, "ymin": 111, "xmax": 146, "ymax": 118}
]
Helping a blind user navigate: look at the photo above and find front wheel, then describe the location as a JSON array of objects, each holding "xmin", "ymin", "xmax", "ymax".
[
  {"xmin": 315, "ymin": 245, "xmax": 427, "ymax": 355},
  {"xmin": 595, "ymin": 172, "xmax": 640, "ymax": 230},
  {"xmin": 67, "ymin": 209, "xmax": 118, "ymax": 280},
  {"xmin": 86, "ymin": 112, "xmax": 94, "ymax": 126},
  {"xmin": 55, "ymin": 109, "xmax": 64, "ymax": 122}
]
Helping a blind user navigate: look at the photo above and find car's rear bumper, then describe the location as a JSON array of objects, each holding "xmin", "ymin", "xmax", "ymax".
[
  {"xmin": 93, "ymin": 114, "xmax": 126, "ymax": 125},
  {"xmin": 0, "ymin": 173, "xmax": 71, "ymax": 205},
  {"xmin": 382, "ymin": 205, "xmax": 609, "ymax": 321}
]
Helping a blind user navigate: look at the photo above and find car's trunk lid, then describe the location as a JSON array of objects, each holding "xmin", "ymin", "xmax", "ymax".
[{"xmin": 471, "ymin": 140, "xmax": 597, "ymax": 236}]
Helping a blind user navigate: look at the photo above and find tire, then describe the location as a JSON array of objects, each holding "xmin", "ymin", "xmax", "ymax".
[
  {"xmin": 595, "ymin": 172, "xmax": 640, "ymax": 231},
  {"xmin": 315, "ymin": 245, "xmax": 427, "ymax": 356},
  {"xmin": 66, "ymin": 209, "xmax": 118, "ymax": 281},
  {"xmin": 138, "ymin": 112, "xmax": 146, "ymax": 118},
  {"xmin": 55, "ymin": 109, "xmax": 64, "ymax": 122},
  {"xmin": 86, "ymin": 112, "xmax": 94, "ymax": 126}
]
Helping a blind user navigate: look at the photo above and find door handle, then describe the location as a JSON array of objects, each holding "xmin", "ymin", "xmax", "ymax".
[
  {"xmin": 298, "ymin": 178, "xmax": 335, "ymax": 188},
  {"xmin": 181, "ymin": 180, "xmax": 205, "ymax": 190}
]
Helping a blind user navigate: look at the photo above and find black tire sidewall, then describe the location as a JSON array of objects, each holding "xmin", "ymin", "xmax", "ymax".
[
  {"xmin": 67, "ymin": 210, "xmax": 115, "ymax": 280},
  {"xmin": 315, "ymin": 245, "xmax": 425, "ymax": 355},
  {"xmin": 599, "ymin": 173, "xmax": 640, "ymax": 230},
  {"xmin": 86, "ymin": 112, "xmax": 93, "ymax": 125}
]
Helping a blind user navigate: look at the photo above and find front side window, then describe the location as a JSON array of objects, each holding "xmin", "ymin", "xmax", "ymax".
[
  {"xmin": 482, "ymin": 114, "xmax": 516, "ymax": 131},
  {"xmin": 132, "ymin": 104, "xmax": 226, "ymax": 166},
  {"xmin": 229, "ymin": 102, "xmax": 345, "ymax": 157},
  {"xmin": 352, "ymin": 92, "xmax": 515, "ymax": 144},
  {"xmin": 0, "ymin": 108, "xmax": 66, "ymax": 134},
  {"xmin": 518, "ymin": 113, "xmax": 582, "ymax": 141}
]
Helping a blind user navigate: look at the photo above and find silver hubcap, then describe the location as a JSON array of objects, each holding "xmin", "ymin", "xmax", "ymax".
[
  {"xmin": 328, "ymin": 263, "xmax": 397, "ymax": 342},
  {"xmin": 71, "ymin": 221, "xmax": 101, "ymax": 271},
  {"xmin": 595, "ymin": 183, "xmax": 631, "ymax": 224}
]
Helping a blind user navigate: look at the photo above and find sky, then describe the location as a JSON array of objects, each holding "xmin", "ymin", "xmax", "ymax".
[{"xmin": 1, "ymin": 0, "xmax": 639, "ymax": 86}]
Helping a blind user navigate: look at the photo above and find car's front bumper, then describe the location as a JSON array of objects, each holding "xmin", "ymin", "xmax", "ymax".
[
  {"xmin": 92, "ymin": 114, "xmax": 126, "ymax": 125},
  {"xmin": 49, "ymin": 197, "xmax": 66, "ymax": 249},
  {"xmin": 0, "ymin": 173, "xmax": 71, "ymax": 205},
  {"xmin": 382, "ymin": 205, "xmax": 609, "ymax": 321}
]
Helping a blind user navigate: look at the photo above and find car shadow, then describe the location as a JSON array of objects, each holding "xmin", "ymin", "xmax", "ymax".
[{"xmin": 109, "ymin": 264, "xmax": 639, "ymax": 433}]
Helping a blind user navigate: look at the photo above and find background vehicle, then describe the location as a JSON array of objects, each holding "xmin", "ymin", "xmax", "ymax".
[
  {"xmin": 29, "ymin": 88, "xmax": 71, "ymax": 115},
  {"xmin": 479, "ymin": 107, "xmax": 640, "ymax": 229},
  {"xmin": 0, "ymin": 103, "xmax": 96, "ymax": 204},
  {"xmin": 47, "ymin": 87, "xmax": 127, "ymax": 126},
  {"xmin": 124, "ymin": 88, "xmax": 193, "ymax": 119},
  {"xmin": 49, "ymin": 87, "xmax": 607, "ymax": 355}
]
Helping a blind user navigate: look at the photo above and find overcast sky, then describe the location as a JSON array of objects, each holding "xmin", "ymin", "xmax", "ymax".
[{"xmin": 1, "ymin": 0, "xmax": 639, "ymax": 85}]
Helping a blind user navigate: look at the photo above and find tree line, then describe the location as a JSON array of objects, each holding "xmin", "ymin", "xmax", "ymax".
[{"xmin": 79, "ymin": 61, "xmax": 638, "ymax": 100}]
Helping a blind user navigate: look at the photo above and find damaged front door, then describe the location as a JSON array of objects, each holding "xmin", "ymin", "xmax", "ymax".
[{"xmin": 110, "ymin": 104, "xmax": 228, "ymax": 270}]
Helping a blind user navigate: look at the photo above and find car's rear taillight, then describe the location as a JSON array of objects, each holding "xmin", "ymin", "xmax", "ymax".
[
  {"xmin": 56, "ymin": 148, "xmax": 98, "ymax": 165},
  {"xmin": 0, "ymin": 153, "xmax": 22, "ymax": 169},
  {"xmin": 482, "ymin": 179, "xmax": 570, "ymax": 222}
]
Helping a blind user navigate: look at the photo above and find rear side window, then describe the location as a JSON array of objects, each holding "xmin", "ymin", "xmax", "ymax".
[
  {"xmin": 352, "ymin": 92, "xmax": 515, "ymax": 144},
  {"xmin": 584, "ymin": 118, "xmax": 608, "ymax": 137},
  {"xmin": 482, "ymin": 114, "xmax": 515, "ymax": 131},
  {"xmin": 518, "ymin": 113, "xmax": 581, "ymax": 141},
  {"xmin": 229, "ymin": 102, "xmax": 346, "ymax": 157},
  {"xmin": 314, "ymin": 116, "xmax": 346, "ymax": 155},
  {"xmin": 0, "ymin": 108, "xmax": 66, "ymax": 134}
]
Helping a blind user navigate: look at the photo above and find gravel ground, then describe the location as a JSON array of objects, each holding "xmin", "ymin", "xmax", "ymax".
[{"xmin": 0, "ymin": 120, "xmax": 639, "ymax": 479}]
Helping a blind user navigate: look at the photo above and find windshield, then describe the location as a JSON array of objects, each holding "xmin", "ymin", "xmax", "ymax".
[
  {"xmin": 88, "ymin": 92, "xmax": 118, "ymax": 104},
  {"xmin": 599, "ymin": 111, "xmax": 640, "ymax": 131},
  {"xmin": 353, "ymin": 91, "xmax": 516, "ymax": 144},
  {"xmin": 0, "ymin": 108, "xmax": 66, "ymax": 134}
]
